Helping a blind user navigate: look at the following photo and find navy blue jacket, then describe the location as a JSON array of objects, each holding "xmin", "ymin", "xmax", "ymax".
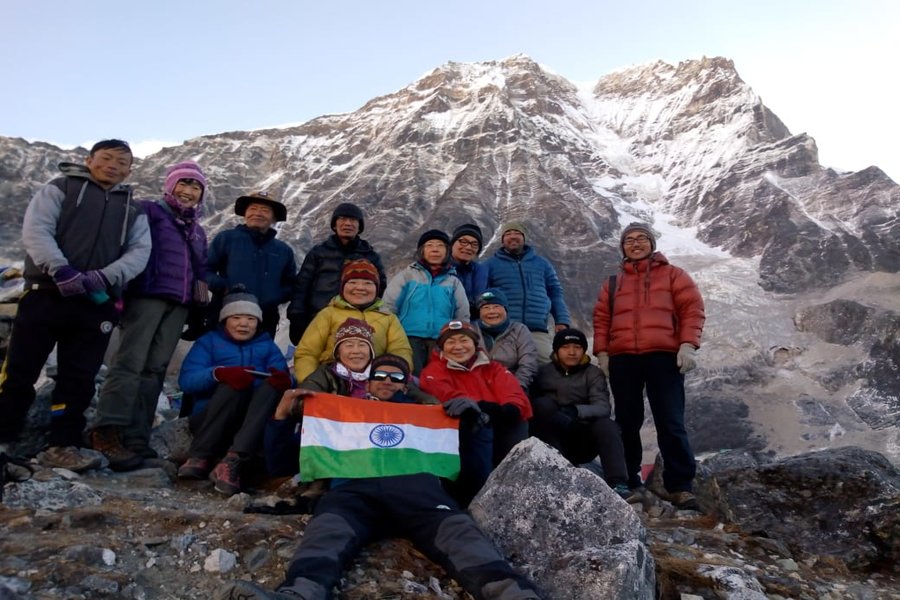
[
  {"xmin": 452, "ymin": 260, "xmax": 489, "ymax": 316},
  {"xmin": 206, "ymin": 225, "xmax": 296, "ymax": 311}
]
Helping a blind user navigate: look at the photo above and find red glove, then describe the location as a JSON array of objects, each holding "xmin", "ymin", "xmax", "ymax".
[
  {"xmin": 267, "ymin": 367, "xmax": 293, "ymax": 392},
  {"xmin": 214, "ymin": 366, "xmax": 255, "ymax": 391}
]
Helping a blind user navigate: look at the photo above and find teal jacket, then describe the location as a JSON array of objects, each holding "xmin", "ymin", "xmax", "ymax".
[{"xmin": 382, "ymin": 262, "xmax": 469, "ymax": 338}]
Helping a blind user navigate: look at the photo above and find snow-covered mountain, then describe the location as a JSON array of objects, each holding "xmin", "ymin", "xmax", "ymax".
[{"xmin": 1, "ymin": 55, "xmax": 897, "ymax": 464}]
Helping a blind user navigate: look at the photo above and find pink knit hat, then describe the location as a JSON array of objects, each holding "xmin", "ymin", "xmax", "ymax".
[{"xmin": 164, "ymin": 161, "xmax": 208, "ymax": 200}]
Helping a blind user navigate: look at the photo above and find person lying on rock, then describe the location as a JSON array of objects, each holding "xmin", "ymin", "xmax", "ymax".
[
  {"xmin": 220, "ymin": 353, "xmax": 542, "ymax": 600},
  {"xmin": 176, "ymin": 287, "xmax": 292, "ymax": 495}
]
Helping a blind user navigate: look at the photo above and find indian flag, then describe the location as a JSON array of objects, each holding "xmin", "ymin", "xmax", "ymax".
[{"xmin": 299, "ymin": 393, "xmax": 460, "ymax": 482}]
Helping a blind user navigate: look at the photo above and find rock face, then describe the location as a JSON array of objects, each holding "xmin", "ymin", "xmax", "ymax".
[
  {"xmin": 696, "ymin": 446, "xmax": 900, "ymax": 572},
  {"xmin": 469, "ymin": 437, "xmax": 655, "ymax": 599},
  {"xmin": 0, "ymin": 54, "xmax": 898, "ymax": 465}
]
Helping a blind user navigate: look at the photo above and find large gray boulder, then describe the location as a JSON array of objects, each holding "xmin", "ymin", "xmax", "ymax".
[{"xmin": 469, "ymin": 437, "xmax": 655, "ymax": 599}]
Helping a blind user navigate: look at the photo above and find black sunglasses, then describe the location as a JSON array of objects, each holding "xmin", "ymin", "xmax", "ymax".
[{"xmin": 370, "ymin": 370, "xmax": 408, "ymax": 383}]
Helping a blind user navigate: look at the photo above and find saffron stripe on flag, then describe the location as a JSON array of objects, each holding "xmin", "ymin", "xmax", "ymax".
[
  {"xmin": 303, "ymin": 393, "xmax": 456, "ymax": 429},
  {"xmin": 299, "ymin": 393, "xmax": 460, "ymax": 482}
]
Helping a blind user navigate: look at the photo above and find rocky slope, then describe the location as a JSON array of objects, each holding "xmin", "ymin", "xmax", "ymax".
[{"xmin": 2, "ymin": 430, "xmax": 898, "ymax": 599}]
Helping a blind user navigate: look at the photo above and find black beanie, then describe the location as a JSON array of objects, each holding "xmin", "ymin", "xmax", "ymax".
[
  {"xmin": 450, "ymin": 223, "xmax": 484, "ymax": 254},
  {"xmin": 417, "ymin": 229, "xmax": 450, "ymax": 248},
  {"xmin": 331, "ymin": 203, "xmax": 365, "ymax": 234},
  {"xmin": 552, "ymin": 328, "xmax": 588, "ymax": 352}
]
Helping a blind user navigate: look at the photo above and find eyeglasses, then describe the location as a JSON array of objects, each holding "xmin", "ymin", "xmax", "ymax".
[
  {"xmin": 454, "ymin": 239, "xmax": 479, "ymax": 248},
  {"xmin": 370, "ymin": 370, "xmax": 408, "ymax": 383},
  {"xmin": 623, "ymin": 235, "xmax": 651, "ymax": 246}
]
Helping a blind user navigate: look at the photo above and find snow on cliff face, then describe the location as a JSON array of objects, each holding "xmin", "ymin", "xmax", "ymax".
[{"xmin": 1, "ymin": 54, "xmax": 897, "ymax": 463}]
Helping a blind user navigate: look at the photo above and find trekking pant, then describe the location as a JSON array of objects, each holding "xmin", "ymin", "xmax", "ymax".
[
  {"xmin": 530, "ymin": 396, "xmax": 628, "ymax": 485},
  {"xmin": 609, "ymin": 351, "xmax": 696, "ymax": 492},
  {"xmin": 408, "ymin": 336, "xmax": 438, "ymax": 375},
  {"xmin": 187, "ymin": 381, "xmax": 282, "ymax": 459},
  {"xmin": 0, "ymin": 289, "xmax": 118, "ymax": 447},
  {"xmin": 281, "ymin": 474, "xmax": 542, "ymax": 600},
  {"xmin": 93, "ymin": 297, "xmax": 188, "ymax": 449}
]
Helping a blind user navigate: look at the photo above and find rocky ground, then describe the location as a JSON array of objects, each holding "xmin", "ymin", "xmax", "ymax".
[{"xmin": 2, "ymin": 444, "xmax": 898, "ymax": 600}]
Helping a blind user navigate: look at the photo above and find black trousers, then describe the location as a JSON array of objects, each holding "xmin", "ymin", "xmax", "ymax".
[
  {"xmin": 281, "ymin": 474, "xmax": 541, "ymax": 600},
  {"xmin": 0, "ymin": 289, "xmax": 118, "ymax": 447},
  {"xmin": 609, "ymin": 352, "xmax": 696, "ymax": 492},
  {"xmin": 188, "ymin": 381, "xmax": 282, "ymax": 460},
  {"xmin": 530, "ymin": 395, "xmax": 628, "ymax": 485}
]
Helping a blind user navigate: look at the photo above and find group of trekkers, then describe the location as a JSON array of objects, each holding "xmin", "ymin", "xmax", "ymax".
[{"xmin": 0, "ymin": 141, "xmax": 706, "ymax": 600}]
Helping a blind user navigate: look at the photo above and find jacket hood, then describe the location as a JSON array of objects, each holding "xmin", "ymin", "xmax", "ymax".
[{"xmin": 57, "ymin": 161, "xmax": 132, "ymax": 192}]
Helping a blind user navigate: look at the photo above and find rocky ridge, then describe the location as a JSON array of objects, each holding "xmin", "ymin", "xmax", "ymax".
[{"xmin": 2, "ymin": 431, "xmax": 898, "ymax": 599}]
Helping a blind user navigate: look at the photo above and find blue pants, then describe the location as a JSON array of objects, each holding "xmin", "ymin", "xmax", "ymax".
[
  {"xmin": 281, "ymin": 474, "xmax": 541, "ymax": 600},
  {"xmin": 609, "ymin": 352, "xmax": 696, "ymax": 492}
]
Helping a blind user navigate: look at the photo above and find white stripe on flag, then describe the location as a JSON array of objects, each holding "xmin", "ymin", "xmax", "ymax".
[{"xmin": 302, "ymin": 416, "xmax": 458, "ymax": 454}]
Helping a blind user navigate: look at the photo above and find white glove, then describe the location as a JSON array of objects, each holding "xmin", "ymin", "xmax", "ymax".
[
  {"xmin": 676, "ymin": 343, "xmax": 697, "ymax": 374},
  {"xmin": 597, "ymin": 352, "xmax": 610, "ymax": 377}
]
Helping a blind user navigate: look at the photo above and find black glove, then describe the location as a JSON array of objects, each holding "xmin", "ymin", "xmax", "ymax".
[
  {"xmin": 444, "ymin": 397, "xmax": 481, "ymax": 418},
  {"xmin": 478, "ymin": 401, "xmax": 520, "ymax": 425},
  {"xmin": 560, "ymin": 404, "xmax": 578, "ymax": 421},
  {"xmin": 550, "ymin": 404, "xmax": 578, "ymax": 430},
  {"xmin": 289, "ymin": 319, "xmax": 306, "ymax": 346},
  {"xmin": 500, "ymin": 403, "xmax": 522, "ymax": 423},
  {"xmin": 478, "ymin": 401, "xmax": 501, "ymax": 420}
]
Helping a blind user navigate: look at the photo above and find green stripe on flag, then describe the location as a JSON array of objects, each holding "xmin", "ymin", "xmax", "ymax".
[{"xmin": 300, "ymin": 446, "xmax": 460, "ymax": 482}]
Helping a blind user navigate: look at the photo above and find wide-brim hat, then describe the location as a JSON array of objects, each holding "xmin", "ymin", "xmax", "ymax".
[{"xmin": 235, "ymin": 191, "xmax": 287, "ymax": 222}]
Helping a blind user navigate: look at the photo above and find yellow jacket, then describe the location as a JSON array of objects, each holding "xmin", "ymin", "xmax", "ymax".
[{"xmin": 293, "ymin": 296, "xmax": 413, "ymax": 381}]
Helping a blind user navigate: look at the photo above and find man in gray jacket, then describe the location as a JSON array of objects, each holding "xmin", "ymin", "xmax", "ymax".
[{"xmin": 0, "ymin": 140, "xmax": 151, "ymax": 472}]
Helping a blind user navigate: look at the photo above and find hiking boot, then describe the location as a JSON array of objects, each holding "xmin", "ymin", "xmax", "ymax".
[
  {"xmin": 210, "ymin": 453, "xmax": 243, "ymax": 496},
  {"xmin": 1, "ymin": 444, "xmax": 34, "ymax": 488},
  {"xmin": 37, "ymin": 446, "xmax": 102, "ymax": 473},
  {"xmin": 89, "ymin": 426, "xmax": 143, "ymax": 472},
  {"xmin": 612, "ymin": 483, "xmax": 634, "ymax": 501},
  {"xmin": 178, "ymin": 457, "xmax": 212, "ymax": 480},
  {"xmin": 217, "ymin": 580, "xmax": 302, "ymax": 599},
  {"xmin": 670, "ymin": 490, "xmax": 700, "ymax": 511}
]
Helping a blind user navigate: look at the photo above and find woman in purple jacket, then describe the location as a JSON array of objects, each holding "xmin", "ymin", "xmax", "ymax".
[{"xmin": 88, "ymin": 161, "xmax": 211, "ymax": 471}]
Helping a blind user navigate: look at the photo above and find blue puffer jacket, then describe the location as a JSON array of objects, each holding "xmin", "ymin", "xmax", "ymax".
[
  {"xmin": 382, "ymin": 262, "xmax": 470, "ymax": 339},
  {"xmin": 485, "ymin": 246, "xmax": 571, "ymax": 332},
  {"xmin": 178, "ymin": 327, "xmax": 288, "ymax": 414},
  {"xmin": 206, "ymin": 225, "xmax": 296, "ymax": 311}
]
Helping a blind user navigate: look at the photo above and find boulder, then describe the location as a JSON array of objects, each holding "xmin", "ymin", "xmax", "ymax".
[{"xmin": 470, "ymin": 437, "xmax": 655, "ymax": 599}]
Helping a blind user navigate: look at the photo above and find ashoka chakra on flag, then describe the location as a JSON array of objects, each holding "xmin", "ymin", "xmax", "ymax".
[{"xmin": 299, "ymin": 393, "xmax": 460, "ymax": 482}]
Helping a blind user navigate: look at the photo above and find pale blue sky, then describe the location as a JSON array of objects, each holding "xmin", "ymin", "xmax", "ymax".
[{"xmin": 2, "ymin": 0, "xmax": 897, "ymax": 180}]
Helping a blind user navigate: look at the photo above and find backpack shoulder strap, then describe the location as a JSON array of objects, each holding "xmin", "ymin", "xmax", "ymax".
[{"xmin": 608, "ymin": 275, "xmax": 617, "ymax": 327}]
